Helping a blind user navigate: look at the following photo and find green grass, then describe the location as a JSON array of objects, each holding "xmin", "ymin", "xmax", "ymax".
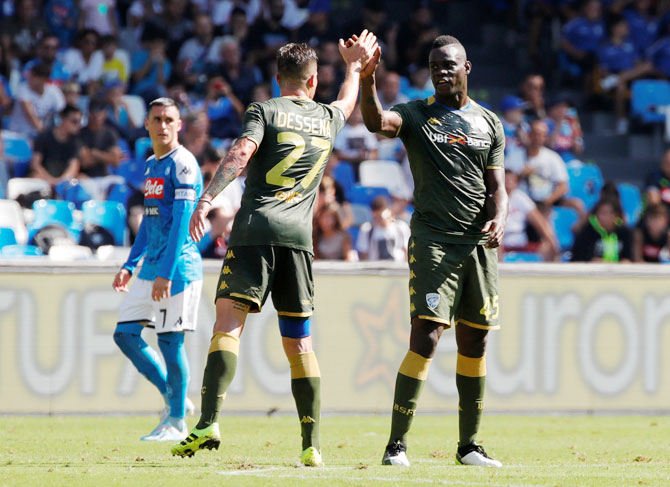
[{"xmin": 1, "ymin": 415, "xmax": 669, "ymax": 486}]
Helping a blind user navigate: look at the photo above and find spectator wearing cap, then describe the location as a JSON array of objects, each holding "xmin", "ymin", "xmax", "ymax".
[
  {"xmin": 356, "ymin": 195, "xmax": 410, "ymax": 262},
  {"xmin": 560, "ymin": 0, "xmax": 605, "ymax": 78},
  {"xmin": 78, "ymin": 97, "xmax": 122, "ymax": 182},
  {"xmin": 499, "ymin": 95, "xmax": 529, "ymax": 157},
  {"xmin": 543, "ymin": 96, "xmax": 584, "ymax": 162},
  {"xmin": 23, "ymin": 34, "xmax": 72, "ymax": 85},
  {"xmin": 9, "ymin": 63, "xmax": 66, "ymax": 138},
  {"xmin": 29, "ymin": 104, "xmax": 82, "ymax": 187}
]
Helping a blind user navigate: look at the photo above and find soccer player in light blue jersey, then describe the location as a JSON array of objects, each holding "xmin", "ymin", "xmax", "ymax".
[{"xmin": 112, "ymin": 97, "xmax": 203, "ymax": 441}]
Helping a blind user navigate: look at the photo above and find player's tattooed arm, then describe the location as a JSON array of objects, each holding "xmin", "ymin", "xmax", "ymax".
[
  {"xmin": 202, "ymin": 137, "xmax": 257, "ymax": 200},
  {"xmin": 189, "ymin": 137, "xmax": 257, "ymax": 242},
  {"xmin": 482, "ymin": 168, "xmax": 509, "ymax": 249}
]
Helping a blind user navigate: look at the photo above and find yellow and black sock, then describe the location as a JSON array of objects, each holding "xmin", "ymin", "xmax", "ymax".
[
  {"xmin": 388, "ymin": 350, "xmax": 432, "ymax": 446},
  {"xmin": 456, "ymin": 353, "xmax": 486, "ymax": 447},
  {"xmin": 289, "ymin": 352, "xmax": 321, "ymax": 451},
  {"xmin": 196, "ymin": 332, "xmax": 239, "ymax": 430}
]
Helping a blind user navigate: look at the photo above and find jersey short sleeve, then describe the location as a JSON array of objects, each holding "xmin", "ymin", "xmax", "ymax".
[
  {"xmin": 238, "ymin": 102, "xmax": 267, "ymax": 148},
  {"xmin": 390, "ymin": 102, "xmax": 411, "ymax": 137},
  {"xmin": 486, "ymin": 119, "xmax": 506, "ymax": 169},
  {"xmin": 329, "ymin": 104, "xmax": 347, "ymax": 136},
  {"xmin": 171, "ymin": 150, "xmax": 200, "ymax": 202}
]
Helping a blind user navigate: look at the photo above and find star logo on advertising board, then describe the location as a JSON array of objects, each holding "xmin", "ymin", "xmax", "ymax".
[{"xmin": 353, "ymin": 284, "xmax": 410, "ymax": 391}]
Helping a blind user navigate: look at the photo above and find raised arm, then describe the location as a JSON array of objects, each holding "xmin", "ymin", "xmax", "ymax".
[
  {"xmin": 189, "ymin": 137, "xmax": 257, "ymax": 241},
  {"xmin": 330, "ymin": 30, "xmax": 378, "ymax": 120},
  {"xmin": 358, "ymin": 47, "xmax": 403, "ymax": 138}
]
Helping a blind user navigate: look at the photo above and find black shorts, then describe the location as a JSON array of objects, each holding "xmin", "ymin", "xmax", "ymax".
[{"xmin": 215, "ymin": 245, "xmax": 314, "ymax": 317}]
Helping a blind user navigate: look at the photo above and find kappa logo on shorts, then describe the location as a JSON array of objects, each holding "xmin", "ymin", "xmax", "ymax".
[{"xmin": 426, "ymin": 293, "xmax": 440, "ymax": 310}]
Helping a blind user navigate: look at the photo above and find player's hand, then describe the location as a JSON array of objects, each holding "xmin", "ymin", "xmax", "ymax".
[
  {"xmin": 190, "ymin": 200, "xmax": 210, "ymax": 242},
  {"xmin": 482, "ymin": 218, "xmax": 505, "ymax": 249},
  {"xmin": 113, "ymin": 268, "xmax": 132, "ymax": 293},
  {"xmin": 152, "ymin": 277, "xmax": 171, "ymax": 302},
  {"xmin": 338, "ymin": 29, "xmax": 378, "ymax": 70},
  {"xmin": 345, "ymin": 35, "xmax": 381, "ymax": 79}
]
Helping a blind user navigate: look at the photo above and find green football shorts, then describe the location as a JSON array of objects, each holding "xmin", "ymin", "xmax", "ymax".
[
  {"xmin": 408, "ymin": 236, "xmax": 500, "ymax": 330},
  {"xmin": 215, "ymin": 245, "xmax": 314, "ymax": 317}
]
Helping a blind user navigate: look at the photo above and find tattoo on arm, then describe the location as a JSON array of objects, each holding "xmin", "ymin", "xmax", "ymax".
[{"xmin": 203, "ymin": 142, "xmax": 250, "ymax": 199}]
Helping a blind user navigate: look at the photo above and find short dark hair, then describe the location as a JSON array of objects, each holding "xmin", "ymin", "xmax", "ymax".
[
  {"xmin": 148, "ymin": 97, "xmax": 180, "ymax": 117},
  {"xmin": 61, "ymin": 104, "xmax": 82, "ymax": 119},
  {"xmin": 432, "ymin": 35, "xmax": 464, "ymax": 51},
  {"xmin": 29, "ymin": 63, "xmax": 51, "ymax": 79},
  {"xmin": 371, "ymin": 195, "xmax": 389, "ymax": 211},
  {"xmin": 277, "ymin": 43, "xmax": 318, "ymax": 82}
]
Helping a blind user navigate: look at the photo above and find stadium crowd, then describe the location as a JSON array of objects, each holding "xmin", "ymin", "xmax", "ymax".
[{"xmin": 1, "ymin": 0, "xmax": 670, "ymax": 264}]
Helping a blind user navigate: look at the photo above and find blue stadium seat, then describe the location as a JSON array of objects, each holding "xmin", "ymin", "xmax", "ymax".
[
  {"xmin": 135, "ymin": 136, "xmax": 153, "ymax": 161},
  {"xmin": 0, "ymin": 244, "xmax": 44, "ymax": 257},
  {"xmin": 0, "ymin": 227, "xmax": 17, "ymax": 248},
  {"xmin": 107, "ymin": 182, "xmax": 133, "ymax": 207},
  {"xmin": 348, "ymin": 226, "xmax": 360, "ymax": 246},
  {"xmin": 54, "ymin": 179, "xmax": 94, "ymax": 209},
  {"xmin": 1, "ymin": 131, "xmax": 32, "ymax": 177},
  {"xmin": 333, "ymin": 163, "xmax": 356, "ymax": 200},
  {"xmin": 28, "ymin": 199, "xmax": 81, "ymax": 241},
  {"xmin": 502, "ymin": 251, "xmax": 543, "ymax": 263},
  {"xmin": 349, "ymin": 185, "xmax": 390, "ymax": 207},
  {"xmin": 117, "ymin": 160, "xmax": 146, "ymax": 190},
  {"xmin": 82, "ymin": 200, "xmax": 127, "ymax": 246},
  {"xmin": 617, "ymin": 182, "xmax": 643, "ymax": 227},
  {"xmin": 567, "ymin": 164, "xmax": 603, "ymax": 211},
  {"xmin": 551, "ymin": 206, "xmax": 580, "ymax": 251},
  {"xmin": 630, "ymin": 79, "xmax": 670, "ymax": 124}
]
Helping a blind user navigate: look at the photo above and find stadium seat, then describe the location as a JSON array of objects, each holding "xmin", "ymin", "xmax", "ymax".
[
  {"xmin": 117, "ymin": 159, "xmax": 146, "ymax": 190},
  {"xmin": 0, "ymin": 227, "xmax": 17, "ymax": 248},
  {"xmin": 0, "ymin": 244, "xmax": 44, "ymax": 257},
  {"xmin": 617, "ymin": 182, "xmax": 643, "ymax": 227},
  {"xmin": 121, "ymin": 94, "xmax": 147, "ymax": 127},
  {"xmin": 55, "ymin": 179, "xmax": 94, "ymax": 209},
  {"xmin": 135, "ymin": 136, "xmax": 153, "ymax": 161},
  {"xmin": 359, "ymin": 160, "xmax": 411, "ymax": 198},
  {"xmin": 502, "ymin": 251, "xmax": 543, "ymax": 263},
  {"xmin": 551, "ymin": 206, "xmax": 580, "ymax": 251},
  {"xmin": 1, "ymin": 130, "xmax": 32, "ymax": 177},
  {"xmin": 351, "ymin": 203, "xmax": 373, "ymax": 226},
  {"xmin": 107, "ymin": 182, "xmax": 133, "ymax": 207},
  {"xmin": 349, "ymin": 185, "xmax": 390, "ymax": 207},
  {"xmin": 28, "ymin": 199, "xmax": 81, "ymax": 241},
  {"xmin": 567, "ymin": 164, "xmax": 603, "ymax": 211},
  {"xmin": 7, "ymin": 177, "xmax": 51, "ymax": 202},
  {"xmin": 630, "ymin": 79, "xmax": 670, "ymax": 124},
  {"xmin": 48, "ymin": 244, "xmax": 93, "ymax": 261},
  {"xmin": 347, "ymin": 226, "xmax": 360, "ymax": 246},
  {"xmin": 333, "ymin": 162, "xmax": 356, "ymax": 199},
  {"xmin": 0, "ymin": 199, "xmax": 28, "ymax": 244},
  {"xmin": 82, "ymin": 200, "xmax": 127, "ymax": 246}
]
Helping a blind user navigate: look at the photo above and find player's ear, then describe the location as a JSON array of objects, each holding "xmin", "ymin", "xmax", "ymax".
[
  {"xmin": 464, "ymin": 60, "xmax": 472, "ymax": 75},
  {"xmin": 307, "ymin": 72, "xmax": 317, "ymax": 89}
]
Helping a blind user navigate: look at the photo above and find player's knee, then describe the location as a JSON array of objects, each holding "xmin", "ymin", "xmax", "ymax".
[
  {"xmin": 157, "ymin": 332, "xmax": 185, "ymax": 359},
  {"xmin": 456, "ymin": 325, "xmax": 488, "ymax": 357},
  {"xmin": 409, "ymin": 319, "xmax": 442, "ymax": 358},
  {"xmin": 113, "ymin": 322, "xmax": 144, "ymax": 351},
  {"xmin": 278, "ymin": 317, "xmax": 311, "ymax": 339}
]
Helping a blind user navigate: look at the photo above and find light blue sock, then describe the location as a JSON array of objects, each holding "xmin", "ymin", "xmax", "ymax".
[
  {"xmin": 113, "ymin": 322, "xmax": 168, "ymax": 395},
  {"xmin": 158, "ymin": 332, "xmax": 189, "ymax": 419}
]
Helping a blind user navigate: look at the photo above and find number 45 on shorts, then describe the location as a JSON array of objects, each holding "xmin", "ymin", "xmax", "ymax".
[{"xmin": 479, "ymin": 296, "xmax": 499, "ymax": 320}]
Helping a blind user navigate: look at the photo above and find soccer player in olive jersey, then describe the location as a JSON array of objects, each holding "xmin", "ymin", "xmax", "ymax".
[
  {"xmin": 359, "ymin": 35, "xmax": 508, "ymax": 467},
  {"xmin": 171, "ymin": 33, "xmax": 379, "ymax": 466}
]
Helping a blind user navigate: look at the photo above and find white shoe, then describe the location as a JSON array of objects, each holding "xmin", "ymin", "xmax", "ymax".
[
  {"xmin": 159, "ymin": 397, "xmax": 195, "ymax": 422},
  {"xmin": 141, "ymin": 417, "xmax": 188, "ymax": 442},
  {"xmin": 456, "ymin": 444, "xmax": 502, "ymax": 467},
  {"xmin": 382, "ymin": 441, "xmax": 410, "ymax": 466}
]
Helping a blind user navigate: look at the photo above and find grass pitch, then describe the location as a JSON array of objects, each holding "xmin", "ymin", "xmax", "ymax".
[{"xmin": 1, "ymin": 414, "xmax": 669, "ymax": 487}]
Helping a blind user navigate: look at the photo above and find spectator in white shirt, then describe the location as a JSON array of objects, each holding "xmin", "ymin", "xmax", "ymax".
[
  {"xmin": 334, "ymin": 104, "xmax": 379, "ymax": 178},
  {"xmin": 357, "ymin": 196, "xmax": 410, "ymax": 262},
  {"xmin": 505, "ymin": 119, "xmax": 585, "ymax": 218},
  {"xmin": 503, "ymin": 170, "xmax": 559, "ymax": 261},
  {"xmin": 62, "ymin": 29, "xmax": 104, "ymax": 88},
  {"xmin": 9, "ymin": 63, "xmax": 65, "ymax": 138}
]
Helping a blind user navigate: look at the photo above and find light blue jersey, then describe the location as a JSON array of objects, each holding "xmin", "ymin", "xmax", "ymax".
[{"xmin": 123, "ymin": 145, "xmax": 203, "ymax": 290}]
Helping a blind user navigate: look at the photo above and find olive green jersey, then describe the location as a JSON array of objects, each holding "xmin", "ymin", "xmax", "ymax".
[
  {"xmin": 228, "ymin": 96, "xmax": 346, "ymax": 252},
  {"xmin": 391, "ymin": 96, "xmax": 505, "ymax": 244}
]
